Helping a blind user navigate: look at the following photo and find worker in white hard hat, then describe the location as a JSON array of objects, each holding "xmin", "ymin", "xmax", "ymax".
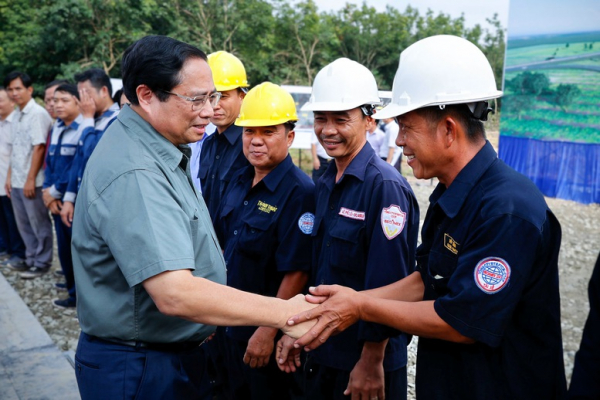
[
  {"xmin": 212, "ymin": 82, "xmax": 315, "ymax": 399},
  {"xmin": 278, "ymin": 57, "xmax": 420, "ymax": 400},
  {"xmin": 287, "ymin": 35, "xmax": 567, "ymax": 399},
  {"xmin": 199, "ymin": 51, "xmax": 250, "ymax": 221}
]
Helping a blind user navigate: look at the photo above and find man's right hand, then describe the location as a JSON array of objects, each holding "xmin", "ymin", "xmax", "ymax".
[
  {"xmin": 48, "ymin": 199, "xmax": 62, "ymax": 215},
  {"xmin": 287, "ymin": 285, "xmax": 364, "ymax": 351},
  {"xmin": 78, "ymin": 88, "xmax": 96, "ymax": 118},
  {"xmin": 61, "ymin": 201, "xmax": 75, "ymax": 227},
  {"xmin": 280, "ymin": 294, "xmax": 318, "ymax": 339}
]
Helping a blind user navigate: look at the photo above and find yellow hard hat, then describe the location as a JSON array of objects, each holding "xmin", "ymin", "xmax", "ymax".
[
  {"xmin": 207, "ymin": 51, "xmax": 249, "ymax": 92},
  {"xmin": 235, "ymin": 82, "xmax": 298, "ymax": 127}
]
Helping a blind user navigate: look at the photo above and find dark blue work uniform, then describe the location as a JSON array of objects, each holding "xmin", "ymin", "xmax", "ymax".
[
  {"xmin": 569, "ymin": 251, "xmax": 600, "ymax": 399},
  {"xmin": 212, "ymin": 154, "xmax": 315, "ymax": 399},
  {"xmin": 309, "ymin": 142, "xmax": 419, "ymax": 400},
  {"xmin": 64, "ymin": 103, "xmax": 119, "ymax": 203},
  {"xmin": 416, "ymin": 141, "xmax": 567, "ymax": 400},
  {"xmin": 199, "ymin": 124, "xmax": 250, "ymax": 221},
  {"xmin": 43, "ymin": 116, "xmax": 85, "ymax": 302}
]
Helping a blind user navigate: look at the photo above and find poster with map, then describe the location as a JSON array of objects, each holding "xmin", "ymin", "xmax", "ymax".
[{"xmin": 499, "ymin": 0, "xmax": 600, "ymax": 204}]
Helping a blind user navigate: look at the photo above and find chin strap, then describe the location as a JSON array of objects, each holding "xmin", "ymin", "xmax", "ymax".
[{"xmin": 466, "ymin": 101, "xmax": 494, "ymax": 121}]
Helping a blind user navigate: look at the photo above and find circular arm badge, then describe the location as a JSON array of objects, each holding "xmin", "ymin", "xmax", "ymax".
[
  {"xmin": 474, "ymin": 257, "xmax": 511, "ymax": 294},
  {"xmin": 298, "ymin": 212, "xmax": 315, "ymax": 234}
]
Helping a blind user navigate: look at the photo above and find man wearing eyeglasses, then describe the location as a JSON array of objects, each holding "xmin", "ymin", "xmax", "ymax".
[
  {"xmin": 71, "ymin": 35, "xmax": 317, "ymax": 400},
  {"xmin": 198, "ymin": 51, "xmax": 250, "ymax": 222}
]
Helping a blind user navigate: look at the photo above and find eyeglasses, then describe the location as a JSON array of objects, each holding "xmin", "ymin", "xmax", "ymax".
[{"xmin": 161, "ymin": 90, "xmax": 221, "ymax": 111}]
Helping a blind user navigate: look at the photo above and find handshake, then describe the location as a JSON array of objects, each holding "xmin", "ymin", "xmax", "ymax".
[{"xmin": 273, "ymin": 285, "xmax": 364, "ymax": 373}]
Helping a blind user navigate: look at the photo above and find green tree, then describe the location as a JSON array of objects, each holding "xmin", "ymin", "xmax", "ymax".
[
  {"xmin": 552, "ymin": 83, "xmax": 581, "ymax": 111},
  {"xmin": 272, "ymin": 0, "xmax": 337, "ymax": 85},
  {"xmin": 507, "ymin": 71, "xmax": 550, "ymax": 96}
]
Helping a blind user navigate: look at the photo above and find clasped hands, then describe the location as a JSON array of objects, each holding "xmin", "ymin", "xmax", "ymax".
[{"xmin": 277, "ymin": 285, "xmax": 363, "ymax": 372}]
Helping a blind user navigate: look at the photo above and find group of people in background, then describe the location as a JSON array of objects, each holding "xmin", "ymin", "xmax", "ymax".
[
  {"xmin": 1, "ymin": 32, "xmax": 596, "ymax": 400},
  {"xmin": 0, "ymin": 68, "xmax": 125, "ymax": 308}
]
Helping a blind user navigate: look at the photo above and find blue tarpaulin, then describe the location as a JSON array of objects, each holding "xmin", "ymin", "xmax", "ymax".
[{"xmin": 499, "ymin": 135, "xmax": 600, "ymax": 204}]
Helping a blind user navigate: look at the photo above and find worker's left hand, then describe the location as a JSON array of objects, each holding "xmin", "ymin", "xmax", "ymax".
[
  {"xmin": 243, "ymin": 327, "xmax": 276, "ymax": 368},
  {"xmin": 345, "ymin": 356, "xmax": 385, "ymax": 400}
]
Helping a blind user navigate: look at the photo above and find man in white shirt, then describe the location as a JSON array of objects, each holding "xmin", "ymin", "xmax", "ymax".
[
  {"xmin": 366, "ymin": 118, "xmax": 387, "ymax": 159},
  {"xmin": 0, "ymin": 87, "xmax": 26, "ymax": 267},
  {"xmin": 3, "ymin": 72, "xmax": 53, "ymax": 278},
  {"xmin": 382, "ymin": 117, "xmax": 402, "ymax": 173}
]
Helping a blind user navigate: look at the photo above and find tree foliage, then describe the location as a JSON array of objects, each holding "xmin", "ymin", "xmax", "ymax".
[{"xmin": 0, "ymin": 0, "xmax": 507, "ymax": 97}]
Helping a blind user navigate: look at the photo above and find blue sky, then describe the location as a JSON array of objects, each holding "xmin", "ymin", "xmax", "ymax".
[
  {"xmin": 310, "ymin": 0, "xmax": 510, "ymax": 30},
  {"xmin": 508, "ymin": 0, "xmax": 600, "ymax": 36}
]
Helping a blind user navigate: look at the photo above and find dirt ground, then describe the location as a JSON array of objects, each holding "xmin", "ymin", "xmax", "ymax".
[{"xmin": 1, "ymin": 131, "xmax": 598, "ymax": 397}]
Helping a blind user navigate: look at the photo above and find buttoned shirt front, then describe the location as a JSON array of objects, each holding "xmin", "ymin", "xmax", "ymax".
[
  {"xmin": 415, "ymin": 141, "xmax": 566, "ymax": 399},
  {"xmin": 72, "ymin": 105, "xmax": 226, "ymax": 344},
  {"xmin": 215, "ymin": 155, "xmax": 315, "ymax": 341},
  {"xmin": 0, "ymin": 110, "xmax": 15, "ymax": 196},
  {"xmin": 198, "ymin": 124, "xmax": 249, "ymax": 221},
  {"xmin": 311, "ymin": 142, "xmax": 420, "ymax": 372},
  {"xmin": 9, "ymin": 98, "xmax": 53, "ymax": 188}
]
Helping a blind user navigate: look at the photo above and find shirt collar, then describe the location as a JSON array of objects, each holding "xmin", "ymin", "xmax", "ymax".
[
  {"xmin": 433, "ymin": 141, "xmax": 498, "ymax": 218},
  {"xmin": 3, "ymin": 110, "xmax": 16, "ymax": 123},
  {"xmin": 220, "ymin": 124, "xmax": 243, "ymax": 145},
  {"xmin": 260, "ymin": 154, "xmax": 294, "ymax": 192},
  {"xmin": 98, "ymin": 102, "xmax": 120, "ymax": 120},
  {"xmin": 322, "ymin": 141, "xmax": 375, "ymax": 190},
  {"xmin": 60, "ymin": 114, "xmax": 84, "ymax": 130},
  {"xmin": 118, "ymin": 105, "xmax": 184, "ymax": 172},
  {"xmin": 20, "ymin": 98, "xmax": 36, "ymax": 114}
]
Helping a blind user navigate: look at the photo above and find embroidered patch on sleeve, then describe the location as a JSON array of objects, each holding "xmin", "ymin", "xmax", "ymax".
[
  {"xmin": 298, "ymin": 212, "xmax": 315, "ymax": 234},
  {"xmin": 474, "ymin": 257, "xmax": 511, "ymax": 294},
  {"xmin": 381, "ymin": 205, "xmax": 406, "ymax": 240}
]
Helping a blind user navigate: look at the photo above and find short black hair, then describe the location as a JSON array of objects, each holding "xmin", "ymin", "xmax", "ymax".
[
  {"xmin": 45, "ymin": 79, "xmax": 70, "ymax": 92},
  {"xmin": 74, "ymin": 68, "xmax": 112, "ymax": 95},
  {"xmin": 112, "ymin": 88, "xmax": 123, "ymax": 104},
  {"xmin": 283, "ymin": 121, "xmax": 296, "ymax": 133},
  {"xmin": 3, "ymin": 71, "xmax": 33, "ymax": 89},
  {"xmin": 121, "ymin": 35, "xmax": 207, "ymax": 106},
  {"xmin": 54, "ymin": 83, "xmax": 80, "ymax": 100},
  {"xmin": 415, "ymin": 104, "xmax": 486, "ymax": 142}
]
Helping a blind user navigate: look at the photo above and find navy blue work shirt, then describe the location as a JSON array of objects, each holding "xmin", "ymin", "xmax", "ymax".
[
  {"xmin": 311, "ymin": 142, "xmax": 420, "ymax": 372},
  {"xmin": 415, "ymin": 141, "xmax": 567, "ymax": 399},
  {"xmin": 215, "ymin": 155, "xmax": 315, "ymax": 341},
  {"xmin": 199, "ymin": 124, "xmax": 250, "ymax": 221}
]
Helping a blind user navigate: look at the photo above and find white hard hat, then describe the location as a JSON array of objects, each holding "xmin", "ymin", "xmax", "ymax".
[
  {"xmin": 302, "ymin": 58, "xmax": 381, "ymax": 112},
  {"xmin": 376, "ymin": 35, "xmax": 503, "ymax": 120}
]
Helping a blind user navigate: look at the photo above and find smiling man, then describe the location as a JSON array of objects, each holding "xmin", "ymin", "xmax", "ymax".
[
  {"xmin": 288, "ymin": 58, "xmax": 419, "ymax": 400},
  {"xmin": 212, "ymin": 82, "xmax": 315, "ymax": 399},
  {"xmin": 198, "ymin": 51, "xmax": 250, "ymax": 221},
  {"xmin": 289, "ymin": 35, "xmax": 567, "ymax": 399},
  {"xmin": 71, "ymin": 36, "xmax": 316, "ymax": 400}
]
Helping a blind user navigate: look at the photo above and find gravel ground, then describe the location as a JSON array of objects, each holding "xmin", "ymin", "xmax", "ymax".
[{"xmin": 1, "ymin": 167, "xmax": 598, "ymax": 399}]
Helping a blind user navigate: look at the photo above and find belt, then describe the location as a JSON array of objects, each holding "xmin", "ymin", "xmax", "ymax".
[{"xmin": 88, "ymin": 334, "xmax": 206, "ymax": 352}]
